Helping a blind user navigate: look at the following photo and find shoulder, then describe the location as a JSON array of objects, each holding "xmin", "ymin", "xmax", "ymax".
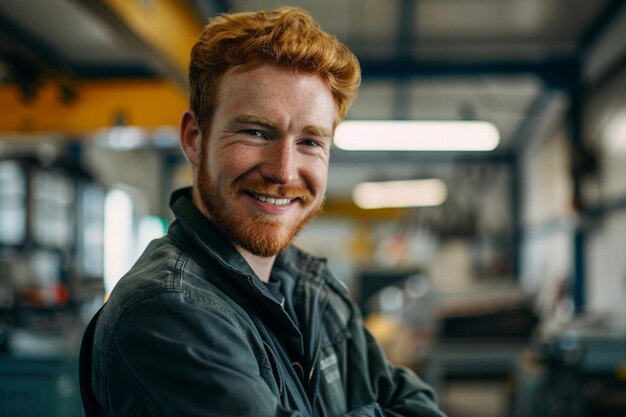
[
  {"xmin": 105, "ymin": 235, "xmax": 186, "ymax": 313},
  {"xmin": 91, "ymin": 241, "xmax": 260, "ymax": 388},
  {"xmin": 94, "ymin": 235, "xmax": 253, "ymax": 352},
  {"xmin": 91, "ymin": 278, "xmax": 267, "ymax": 414}
]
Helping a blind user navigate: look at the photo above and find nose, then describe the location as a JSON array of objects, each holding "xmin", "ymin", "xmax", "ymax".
[{"xmin": 259, "ymin": 141, "xmax": 298, "ymax": 185}]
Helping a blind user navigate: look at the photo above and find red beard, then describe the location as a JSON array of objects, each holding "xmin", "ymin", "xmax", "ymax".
[{"xmin": 196, "ymin": 161, "xmax": 323, "ymax": 257}]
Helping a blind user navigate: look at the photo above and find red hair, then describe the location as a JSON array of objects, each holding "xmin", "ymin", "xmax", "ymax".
[{"xmin": 189, "ymin": 7, "xmax": 361, "ymax": 131}]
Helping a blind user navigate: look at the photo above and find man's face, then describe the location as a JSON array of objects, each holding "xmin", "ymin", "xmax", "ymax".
[{"xmin": 195, "ymin": 63, "xmax": 337, "ymax": 257}]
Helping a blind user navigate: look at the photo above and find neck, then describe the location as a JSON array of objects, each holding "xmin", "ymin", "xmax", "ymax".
[
  {"xmin": 237, "ymin": 247, "xmax": 275, "ymax": 283},
  {"xmin": 191, "ymin": 187, "xmax": 275, "ymax": 282}
]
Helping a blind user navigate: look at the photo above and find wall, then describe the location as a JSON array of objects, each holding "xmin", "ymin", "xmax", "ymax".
[
  {"xmin": 520, "ymin": 123, "xmax": 573, "ymax": 291},
  {"xmin": 520, "ymin": 8, "xmax": 626, "ymax": 326},
  {"xmin": 584, "ymin": 64, "xmax": 626, "ymax": 325}
]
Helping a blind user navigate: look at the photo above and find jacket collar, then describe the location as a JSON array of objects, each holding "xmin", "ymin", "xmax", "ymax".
[
  {"xmin": 169, "ymin": 187, "xmax": 312, "ymax": 353},
  {"xmin": 169, "ymin": 187, "xmax": 331, "ymax": 282}
]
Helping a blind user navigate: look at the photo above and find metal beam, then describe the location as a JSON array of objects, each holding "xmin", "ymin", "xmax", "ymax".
[
  {"xmin": 0, "ymin": 80, "xmax": 187, "ymax": 135},
  {"xmin": 578, "ymin": 0, "xmax": 626, "ymax": 54},
  {"xmin": 508, "ymin": 91, "xmax": 561, "ymax": 152},
  {"xmin": 0, "ymin": 13, "xmax": 76, "ymax": 102},
  {"xmin": 391, "ymin": 0, "xmax": 418, "ymax": 120},
  {"xmin": 322, "ymin": 199, "xmax": 405, "ymax": 220},
  {"xmin": 188, "ymin": 0, "xmax": 232, "ymax": 21},
  {"xmin": 563, "ymin": 0, "xmax": 626, "ymax": 314},
  {"xmin": 329, "ymin": 149, "xmax": 515, "ymax": 166},
  {"xmin": 360, "ymin": 56, "xmax": 580, "ymax": 91},
  {"xmin": 210, "ymin": 0, "xmax": 232, "ymax": 14},
  {"xmin": 72, "ymin": 0, "xmax": 203, "ymax": 91}
]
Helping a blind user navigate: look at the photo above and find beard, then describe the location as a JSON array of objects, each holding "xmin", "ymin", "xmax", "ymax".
[{"xmin": 196, "ymin": 153, "xmax": 324, "ymax": 258}]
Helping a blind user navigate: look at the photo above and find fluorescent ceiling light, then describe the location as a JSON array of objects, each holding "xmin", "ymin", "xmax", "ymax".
[
  {"xmin": 352, "ymin": 179, "xmax": 447, "ymax": 209},
  {"xmin": 335, "ymin": 120, "xmax": 500, "ymax": 151}
]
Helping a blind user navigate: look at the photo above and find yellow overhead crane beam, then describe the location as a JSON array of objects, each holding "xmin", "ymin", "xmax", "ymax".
[
  {"xmin": 2, "ymin": 0, "xmax": 205, "ymax": 135},
  {"xmin": 322, "ymin": 200, "xmax": 404, "ymax": 220},
  {"xmin": 101, "ymin": 0, "xmax": 203, "ymax": 88},
  {"xmin": 1, "ymin": 80, "xmax": 187, "ymax": 135}
]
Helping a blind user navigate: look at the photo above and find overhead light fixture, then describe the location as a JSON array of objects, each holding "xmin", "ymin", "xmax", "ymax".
[
  {"xmin": 352, "ymin": 179, "xmax": 447, "ymax": 209},
  {"xmin": 335, "ymin": 120, "xmax": 500, "ymax": 151}
]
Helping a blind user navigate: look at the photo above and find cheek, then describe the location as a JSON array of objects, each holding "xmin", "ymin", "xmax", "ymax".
[
  {"xmin": 305, "ymin": 160, "xmax": 329, "ymax": 195},
  {"xmin": 212, "ymin": 148, "xmax": 252, "ymax": 181}
]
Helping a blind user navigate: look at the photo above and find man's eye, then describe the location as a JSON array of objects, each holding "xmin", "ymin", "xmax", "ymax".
[
  {"xmin": 242, "ymin": 129, "xmax": 266, "ymax": 139},
  {"xmin": 301, "ymin": 139, "xmax": 320, "ymax": 148}
]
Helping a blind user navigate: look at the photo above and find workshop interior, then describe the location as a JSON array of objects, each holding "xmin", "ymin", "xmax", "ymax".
[{"xmin": 1, "ymin": 0, "xmax": 626, "ymax": 416}]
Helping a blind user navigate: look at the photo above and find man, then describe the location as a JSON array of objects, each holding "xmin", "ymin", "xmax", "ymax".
[{"xmin": 84, "ymin": 7, "xmax": 447, "ymax": 417}]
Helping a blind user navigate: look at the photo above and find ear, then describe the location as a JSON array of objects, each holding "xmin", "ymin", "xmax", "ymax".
[{"xmin": 179, "ymin": 110, "xmax": 202, "ymax": 168}]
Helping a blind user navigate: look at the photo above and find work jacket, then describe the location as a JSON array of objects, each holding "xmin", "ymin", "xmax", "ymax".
[{"xmin": 90, "ymin": 188, "xmax": 447, "ymax": 417}]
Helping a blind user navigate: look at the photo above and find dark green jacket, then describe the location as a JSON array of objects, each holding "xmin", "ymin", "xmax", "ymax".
[{"xmin": 91, "ymin": 188, "xmax": 447, "ymax": 416}]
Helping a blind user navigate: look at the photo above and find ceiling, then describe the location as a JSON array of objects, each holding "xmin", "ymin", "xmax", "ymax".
[{"xmin": 0, "ymin": 0, "xmax": 624, "ymax": 199}]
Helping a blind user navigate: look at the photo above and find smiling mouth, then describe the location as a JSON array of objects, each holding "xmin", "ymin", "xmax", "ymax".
[{"xmin": 252, "ymin": 192, "xmax": 294, "ymax": 206}]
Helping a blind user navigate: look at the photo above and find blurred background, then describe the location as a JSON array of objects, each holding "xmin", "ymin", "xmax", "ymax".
[{"xmin": 0, "ymin": 0, "xmax": 626, "ymax": 416}]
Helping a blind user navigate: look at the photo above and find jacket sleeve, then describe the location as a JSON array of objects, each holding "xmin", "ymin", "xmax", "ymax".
[
  {"xmin": 102, "ymin": 293, "xmax": 302, "ymax": 417},
  {"xmin": 343, "ymin": 300, "xmax": 448, "ymax": 417}
]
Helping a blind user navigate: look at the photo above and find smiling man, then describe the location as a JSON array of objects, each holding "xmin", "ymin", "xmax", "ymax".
[
  {"xmin": 185, "ymin": 63, "xmax": 335, "ymax": 277},
  {"xmin": 83, "ymin": 7, "xmax": 447, "ymax": 417}
]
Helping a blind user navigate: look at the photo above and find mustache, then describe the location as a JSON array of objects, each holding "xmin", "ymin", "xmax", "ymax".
[{"xmin": 230, "ymin": 177, "xmax": 314, "ymax": 204}]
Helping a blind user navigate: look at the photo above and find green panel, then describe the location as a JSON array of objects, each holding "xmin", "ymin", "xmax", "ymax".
[{"xmin": 0, "ymin": 357, "xmax": 82, "ymax": 417}]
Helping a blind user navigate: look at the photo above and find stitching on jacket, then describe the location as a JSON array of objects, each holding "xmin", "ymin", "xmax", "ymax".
[
  {"xmin": 317, "ymin": 289, "xmax": 352, "ymax": 348},
  {"xmin": 262, "ymin": 341, "xmax": 284, "ymax": 396},
  {"xmin": 177, "ymin": 254, "xmax": 272, "ymax": 370},
  {"xmin": 96, "ymin": 247, "xmax": 187, "ymax": 401}
]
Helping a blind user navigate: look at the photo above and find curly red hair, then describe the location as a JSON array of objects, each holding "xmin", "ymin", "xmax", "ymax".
[{"xmin": 189, "ymin": 7, "xmax": 361, "ymax": 131}]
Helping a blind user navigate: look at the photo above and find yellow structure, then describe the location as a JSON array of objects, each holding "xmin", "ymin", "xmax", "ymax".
[{"xmin": 1, "ymin": 80, "xmax": 187, "ymax": 135}]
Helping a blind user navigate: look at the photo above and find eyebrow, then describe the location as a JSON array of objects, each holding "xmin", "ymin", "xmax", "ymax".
[
  {"xmin": 231, "ymin": 113, "xmax": 332, "ymax": 138},
  {"xmin": 303, "ymin": 125, "xmax": 332, "ymax": 138},
  {"xmin": 230, "ymin": 114, "xmax": 278, "ymax": 130}
]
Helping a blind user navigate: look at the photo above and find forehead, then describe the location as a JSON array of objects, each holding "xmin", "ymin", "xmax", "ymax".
[{"xmin": 215, "ymin": 63, "xmax": 338, "ymax": 130}]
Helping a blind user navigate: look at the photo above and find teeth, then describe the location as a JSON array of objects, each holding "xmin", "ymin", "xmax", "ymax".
[{"xmin": 253, "ymin": 193, "xmax": 292, "ymax": 206}]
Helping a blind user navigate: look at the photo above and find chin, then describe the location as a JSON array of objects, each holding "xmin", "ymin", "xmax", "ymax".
[{"xmin": 249, "ymin": 218, "xmax": 309, "ymax": 255}]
